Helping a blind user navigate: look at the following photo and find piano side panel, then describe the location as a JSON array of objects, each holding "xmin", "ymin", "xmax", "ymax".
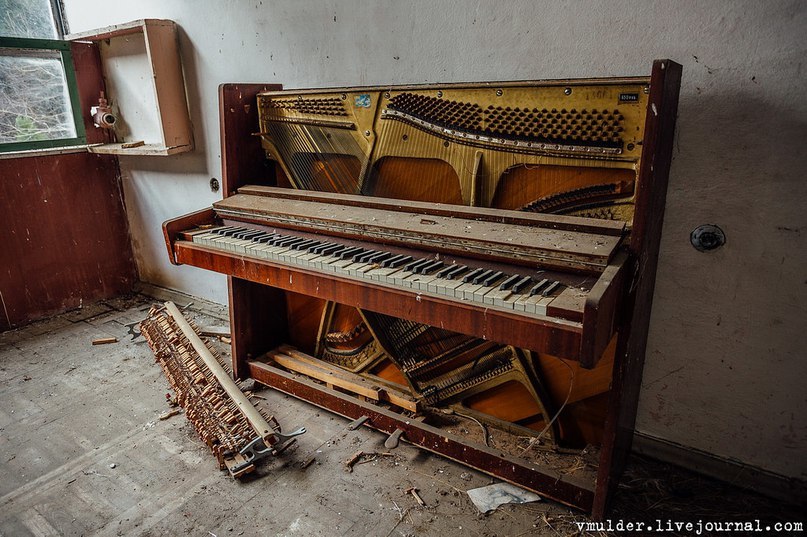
[
  {"xmin": 161, "ymin": 207, "xmax": 216, "ymax": 265},
  {"xmin": 220, "ymin": 83, "xmax": 289, "ymax": 380},
  {"xmin": 228, "ymin": 277, "xmax": 289, "ymax": 380},
  {"xmin": 593, "ymin": 59, "xmax": 683, "ymax": 519},
  {"xmin": 219, "ymin": 83, "xmax": 282, "ymax": 197}
]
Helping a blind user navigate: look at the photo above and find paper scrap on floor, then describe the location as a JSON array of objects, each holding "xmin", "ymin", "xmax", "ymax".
[{"xmin": 466, "ymin": 482, "xmax": 542, "ymax": 513}]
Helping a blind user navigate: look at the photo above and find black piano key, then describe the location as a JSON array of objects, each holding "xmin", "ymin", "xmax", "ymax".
[
  {"xmin": 541, "ymin": 281, "xmax": 561, "ymax": 296},
  {"xmin": 355, "ymin": 250, "xmax": 381, "ymax": 263},
  {"xmin": 212, "ymin": 227, "xmax": 237, "ymax": 237},
  {"xmin": 271, "ymin": 236, "xmax": 297, "ymax": 247},
  {"xmin": 352, "ymin": 249, "xmax": 375, "ymax": 262},
  {"xmin": 255, "ymin": 233, "xmax": 279, "ymax": 243},
  {"xmin": 462, "ymin": 268, "xmax": 484, "ymax": 283},
  {"xmin": 280, "ymin": 237, "xmax": 306, "ymax": 249},
  {"xmin": 412, "ymin": 260, "xmax": 432, "ymax": 274},
  {"xmin": 498, "ymin": 274, "xmax": 520, "ymax": 291},
  {"xmin": 511, "ymin": 276, "xmax": 533, "ymax": 294},
  {"xmin": 358, "ymin": 250, "xmax": 381, "ymax": 263},
  {"xmin": 471, "ymin": 269, "xmax": 494, "ymax": 285},
  {"xmin": 310, "ymin": 242, "xmax": 336, "ymax": 254},
  {"xmin": 419, "ymin": 260, "xmax": 444, "ymax": 274},
  {"xmin": 446, "ymin": 265, "xmax": 468, "ymax": 280},
  {"xmin": 480, "ymin": 270, "xmax": 505, "ymax": 287},
  {"xmin": 378, "ymin": 253, "xmax": 400, "ymax": 266},
  {"xmin": 218, "ymin": 227, "xmax": 242, "ymax": 237},
  {"xmin": 292, "ymin": 239, "xmax": 318, "ymax": 250},
  {"xmin": 387, "ymin": 255, "xmax": 413, "ymax": 268},
  {"xmin": 323, "ymin": 244, "xmax": 348, "ymax": 256},
  {"xmin": 528, "ymin": 279, "xmax": 549, "ymax": 296},
  {"xmin": 240, "ymin": 230, "xmax": 265, "ymax": 239},
  {"xmin": 403, "ymin": 258, "xmax": 429, "ymax": 272},
  {"xmin": 367, "ymin": 251, "xmax": 392, "ymax": 264},
  {"xmin": 338, "ymin": 246, "xmax": 363, "ymax": 259},
  {"xmin": 435, "ymin": 265, "xmax": 457, "ymax": 278}
]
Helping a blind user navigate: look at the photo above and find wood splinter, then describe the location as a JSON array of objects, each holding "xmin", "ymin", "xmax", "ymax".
[
  {"xmin": 92, "ymin": 337, "xmax": 118, "ymax": 345},
  {"xmin": 405, "ymin": 487, "xmax": 426, "ymax": 506},
  {"xmin": 344, "ymin": 450, "xmax": 395, "ymax": 472}
]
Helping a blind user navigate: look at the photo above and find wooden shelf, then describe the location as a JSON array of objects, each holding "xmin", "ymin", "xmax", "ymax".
[
  {"xmin": 87, "ymin": 142, "xmax": 191, "ymax": 156},
  {"xmin": 68, "ymin": 19, "xmax": 193, "ymax": 156}
]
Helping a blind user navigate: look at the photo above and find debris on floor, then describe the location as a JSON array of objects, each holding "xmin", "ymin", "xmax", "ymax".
[
  {"xmin": 139, "ymin": 301, "xmax": 305, "ymax": 478},
  {"xmin": 344, "ymin": 450, "xmax": 395, "ymax": 472},
  {"xmin": 466, "ymin": 482, "xmax": 542, "ymax": 514},
  {"xmin": 92, "ymin": 336, "xmax": 118, "ymax": 345}
]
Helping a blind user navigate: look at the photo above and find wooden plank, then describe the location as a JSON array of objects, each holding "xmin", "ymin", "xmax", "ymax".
[
  {"xmin": 87, "ymin": 142, "xmax": 191, "ymax": 155},
  {"xmin": 247, "ymin": 360, "xmax": 596, "ymax": 512},
  {"xmin": 142, "ymin": 21, "xmax": 193, "ymax": 149},
  {"xmin": 238, "ymin": 184, "xmax": 626, "ymax": 236},
  {"xmin": 214, "ymin": 193, "xmax": 620, "ymax": 272},
  {"xmin": 277, "ymin": 345, "xmax": 420, "ymax": 412},
  {"xmin": 267, "ymin": 350, "xmax": 382, "ymax": 400},
  {"xmin": 66, "ymin": 19, "xmax": 167, "ymax": 41}
]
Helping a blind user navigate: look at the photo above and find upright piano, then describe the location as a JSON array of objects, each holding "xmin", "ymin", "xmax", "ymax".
[{"xmin": 163, "ymin": 60, "xmax": 681, "ymax": 518}]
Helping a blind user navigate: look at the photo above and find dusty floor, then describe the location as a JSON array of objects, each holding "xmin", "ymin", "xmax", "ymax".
[{"xmin": 0, "ymin": 294, "xmax": 802, "ymax": 537}]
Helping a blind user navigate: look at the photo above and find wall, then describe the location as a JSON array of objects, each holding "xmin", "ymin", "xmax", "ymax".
[
  {"xmin": 0, "ymin": 42, "xmax": 136, "ymax": 330},
  {"xmin": 63, "ymin": 1, "xmax": 806, "ymax": 484},
  {"xmin": 0, "ymin": 152, "xmax": 137, "ymax": 329}
]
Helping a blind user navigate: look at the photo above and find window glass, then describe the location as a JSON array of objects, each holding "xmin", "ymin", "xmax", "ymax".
[
  {"xmin": 0, "ymin": 48, "xmax": 77, "ymax": 144},
  {"xmin": 0, "ymin": 0, "xmax": 59, "ymax": 39}
]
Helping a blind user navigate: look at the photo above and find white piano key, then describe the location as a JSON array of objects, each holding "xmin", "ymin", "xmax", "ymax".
[
  {"xmin": 454, "ymin": 282, "xmax": 481, "ymax": 300},
  {"xmin": 403, "ymin": 273, "xmax": 437, "ymax": 290},
  {"xmin": 363, "ymin": 266, "xmax": 399, "ymax": 281},
  {"xmin": 534, "ymin": 296, "xmax": 555, "ymax": 316},
  {"xmin": 429, "ymin": 278, "xmax": 466, "ymax": 296},
  {"xmin": 513, "ymin": 295, "xmax": 533, "ymax": 312},
  {"xmin": 345, "ymin": 262, "xmax": 376, "ymax": 276}
]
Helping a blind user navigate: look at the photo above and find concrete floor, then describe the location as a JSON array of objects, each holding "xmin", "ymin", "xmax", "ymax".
[{"xmin": 1, "ymin": 294, "xmax": 801, "ymax": 537}]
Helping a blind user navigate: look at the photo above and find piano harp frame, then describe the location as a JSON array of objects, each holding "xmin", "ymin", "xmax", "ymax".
[{"xmin": 162, "ymin": 60, "xmax": 681, "ymax": 518}]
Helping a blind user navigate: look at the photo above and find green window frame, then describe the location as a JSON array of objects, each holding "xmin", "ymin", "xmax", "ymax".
[{"xmin": 0, "ymin": 36, "xmax": 86, "ymax": 153}]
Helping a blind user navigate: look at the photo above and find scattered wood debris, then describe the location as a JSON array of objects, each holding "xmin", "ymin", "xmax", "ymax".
[
  {"xmin": 405, "ymin": 486, "xmax": 426, "ymax": 506},
  {"xmin": 344, "ymin": 450, "xmax": 395, "ymax": 472},
  {"xmin": 158, "ymin": 408, "xmax": 183, "ymax": 421},
  {"xmin": 92, "ymin": 337, "xmax": 118, "ymax": 345}
]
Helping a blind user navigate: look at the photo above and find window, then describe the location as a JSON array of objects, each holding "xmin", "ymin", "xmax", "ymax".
[{"xmin": 0, "ymin": 0, "xmax": 85, "ymax": 152}]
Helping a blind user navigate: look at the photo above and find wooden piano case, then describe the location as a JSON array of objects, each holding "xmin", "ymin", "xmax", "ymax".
[{"xmin": 163, "ymin": 61, "xmax": 681, "ymax": 518}]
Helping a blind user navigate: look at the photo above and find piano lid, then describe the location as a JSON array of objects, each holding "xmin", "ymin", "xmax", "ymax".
[{"xmin": 213, "ymin": 187, "xmax": 624, "ymax": 273}]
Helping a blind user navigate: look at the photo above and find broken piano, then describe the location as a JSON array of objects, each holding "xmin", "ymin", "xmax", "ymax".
[{"xmin": 162, "ymin": 59, "xmax": 681, "ymax": 518}]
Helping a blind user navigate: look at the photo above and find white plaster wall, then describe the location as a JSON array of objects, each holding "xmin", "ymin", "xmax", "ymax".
[{"xmin": 64, "ymin": 0, "xmax": 807, "ymax": 481}]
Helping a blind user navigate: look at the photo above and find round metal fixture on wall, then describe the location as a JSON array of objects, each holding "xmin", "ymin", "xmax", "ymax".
[{"xmin": 690, "ymin": 224, "xmax": 726, "ymax": 252}]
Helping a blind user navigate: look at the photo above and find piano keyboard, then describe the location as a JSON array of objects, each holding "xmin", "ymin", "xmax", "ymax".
[{"xmin": 191, "ymin": 226, "xmax": 567, "ymax": 316}]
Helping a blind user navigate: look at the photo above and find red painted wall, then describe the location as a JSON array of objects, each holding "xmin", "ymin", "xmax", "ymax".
[{"xmin": 0, "ymin": 152, "xmax": 137, "ymax": 330}]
